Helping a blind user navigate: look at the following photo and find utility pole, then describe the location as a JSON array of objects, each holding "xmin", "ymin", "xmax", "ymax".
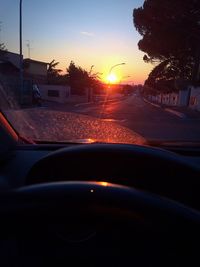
[
  {"xmin": 19, "ymin": 0, "xmax": 23, "ymax": 105},
  {"xmin": 88, "ymin": 65, "xmax": 94, "ymax": 102},
  {"xmin": 0, "ymin": 21, "xmax": 2, "ymax": 44}
]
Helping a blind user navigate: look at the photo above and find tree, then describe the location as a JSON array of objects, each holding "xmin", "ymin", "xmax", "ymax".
[
  {"xmin": 47, "ymin": 60, "xmax": 62, "ymax": 84},
  {"xmin": 133, "ymin": 0, "xmax": 200, "ymax": 90},
  {"xmin": 66, "ymin": 61, "xmax": 100, "ymax": 95},
  {"xmin": 0, "ymin": 43, "xmax": 7, "ymax": 59}
]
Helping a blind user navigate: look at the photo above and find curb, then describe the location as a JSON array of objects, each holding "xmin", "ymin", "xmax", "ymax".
[
  {"xmin": 143, "ymin": 98, "xmax": 186, "ymax": 119},
  {"xmin": 164, "ymin": 108, "xmax": 186, "ymax": 119},
  {"xmin": 143, "ymin": 98, "xmax": 160, "ymax": 108}
]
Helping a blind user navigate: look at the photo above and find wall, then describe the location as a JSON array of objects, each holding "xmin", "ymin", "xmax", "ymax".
[
  {"xmin": 147, "ymin": 92, "xmax": 178, "ymax": 106},
  {"xmin": 38, "ymin": 85, "xmax": 71, "ymax": 103},
  {"xmin": 169, "ymin": 93, "xmax": 178, "ymax": 106},
  {"xmin": 0, "ymin": 73, "xmax": 20, "ymax": 107},
  {"xmin": 189, "ymin": 87, "xmax": 200, "ymax": 111},
  {"xmin": 145, "ymin": 86, "xmax": 200, "ymax": 111},
  {"xmin": 178, "ymin": 89, "xmax": 190, "ymax": 107},
  {"xmin": 27, "ymin": 62, "xmax": 47, "ymax": 76}
]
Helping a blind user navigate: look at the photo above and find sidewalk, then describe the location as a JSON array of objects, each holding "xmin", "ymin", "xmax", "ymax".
[
  {"xmin": 165, "ymin": 106, "xmax": 200, "ymax": 119},
  {"xmin": 144, "ymin": 98, "xmax": 200, "ymax": 119}
]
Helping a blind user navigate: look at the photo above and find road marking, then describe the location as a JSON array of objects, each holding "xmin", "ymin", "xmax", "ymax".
[
  {"xmin": 143, "ymin": 98, "xmax": 187, "ymax": 119},
  {"xmin": 143, "ymin": 98, "xmax": 161, "ymax": 108},
  {"xmin": 101, "ymin": 118, "xmax": 127, "ymax": 123},
  {"xmin": 164, "ymin": 108, "xmax": 186, "ymax": 119}
]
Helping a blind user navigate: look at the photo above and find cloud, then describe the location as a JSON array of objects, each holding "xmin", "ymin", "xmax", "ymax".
[{"xmin": 80, "ymin": 31, "xmax": 94, "ymax": 37}]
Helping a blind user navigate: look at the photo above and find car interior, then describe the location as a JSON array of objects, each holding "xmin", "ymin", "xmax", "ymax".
[
  {"xmin": 1, "ymin": 0, "xmax": 200, "ymax": 266},
  {"xmin": 0, "ymin": 111, "xmax": 200, "ymax": 267}
]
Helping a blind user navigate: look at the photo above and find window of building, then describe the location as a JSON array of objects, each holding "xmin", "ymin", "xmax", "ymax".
[{"xmin": 48, "ymin": 90, "xmax": 59, "ymax": 97}]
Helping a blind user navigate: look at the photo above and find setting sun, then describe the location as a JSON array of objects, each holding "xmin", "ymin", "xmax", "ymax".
[{"xmin": 107, "ymin": 73, "xmax": 118, "ymax": 84}]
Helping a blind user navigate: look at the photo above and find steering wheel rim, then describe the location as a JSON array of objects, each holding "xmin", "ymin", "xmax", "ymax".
[
  {"xmin": 26, "ymin": 144, "xmax": 200, "ymax": 210},
  {"xmin": 0, "ymin": 181, "xmax": 199, "ymax": 266},
  {"xmin": 1, "ymin": 181, "xmax": 200, "ymax": 225}
]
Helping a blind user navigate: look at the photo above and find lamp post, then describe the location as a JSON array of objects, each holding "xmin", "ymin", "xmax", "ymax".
[
  {"xmin": 19, "ymin": 0, "xmax": 23, "ymax": 104},
  {"xmin": 108, "ymin": 62, "xmax": 126, "ymax": 77},
  {"xmin": 87, "ymin": 65, "xmax": 94, "ymax": 102},
  {"xmin": 107, "ymin": 62, "xmax": 126, "ymax": 94}
]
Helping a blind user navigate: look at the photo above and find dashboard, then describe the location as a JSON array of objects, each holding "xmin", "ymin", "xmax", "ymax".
[{"xmin": 0, "ymin": 142, "xmax": 200, "ymax": 266}]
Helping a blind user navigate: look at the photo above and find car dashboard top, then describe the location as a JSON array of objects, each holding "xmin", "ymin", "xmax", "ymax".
[{"xmin": 0, "ymin": 143, "xmax": 200, "ymax": 190}]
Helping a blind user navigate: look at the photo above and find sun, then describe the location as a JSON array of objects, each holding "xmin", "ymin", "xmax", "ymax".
[{"xmin": 107, "ymin": 73, "xmax": 118, "ymax": 84}]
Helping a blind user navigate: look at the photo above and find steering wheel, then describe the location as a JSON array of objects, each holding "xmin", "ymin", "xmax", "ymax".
[
  {"xmin": 0, "ymin": 181, "xmax": 199, "ymax": 266},
  {"xmin": 26, "ymin": 144, "xmax": 200, "ymax": 209}
]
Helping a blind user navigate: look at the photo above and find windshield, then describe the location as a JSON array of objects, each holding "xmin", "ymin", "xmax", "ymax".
[{"xmin": 0, "ymin": 0, "xmax": 200, "ymax": 145}]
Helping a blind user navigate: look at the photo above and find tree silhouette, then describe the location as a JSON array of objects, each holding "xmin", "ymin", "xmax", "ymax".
[
  {"xmin": 66, "ymin": 61, "xmax": 100, "ymax": 95},
  {"xmin": 0, "ymin": 43, "xmax": 7, "ymax": 59},
  {"xmin": 47, "ymin": 60, "xmax": 62, "ymax": 84},
  {"xmin": 133, "ymin": 0, "xmax": 200, "ymax": 91}
]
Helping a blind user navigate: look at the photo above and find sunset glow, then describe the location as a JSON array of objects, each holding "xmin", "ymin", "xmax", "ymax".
[
  {"xmin": 106, "ymin": 73, "xmax": 118, "ymax": 84},
  {"xmin": 0, "ymin": 0, "xmax": 153, "ymax": 84}
]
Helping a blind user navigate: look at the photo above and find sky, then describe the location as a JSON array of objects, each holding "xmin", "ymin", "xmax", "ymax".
[{"xmin": 0, "ymin": 0, "xmax": 153, "ymax": 84}]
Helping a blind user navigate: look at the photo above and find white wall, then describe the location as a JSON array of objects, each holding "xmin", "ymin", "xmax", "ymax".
[
  {"xmin": 189, "ymin": 87, "xmax": 200, "ymax": 111},
  {"xmin": 147, "ymin": 92, "xmax": 179, "ymax": 106},
  {"xmin": 169, "ymin": 93, "xmax": 178, "ymax": 106},
  {"xmin": 146, "ymin": 86, "xmax": 200, "ymax": 112},
  {"xmin": 38, "ymin": 85, "xmax": 71, "ymax": 103},
  {"xmin": 178, "ymin": 90, "xmax": 190, "ymax": 107}
]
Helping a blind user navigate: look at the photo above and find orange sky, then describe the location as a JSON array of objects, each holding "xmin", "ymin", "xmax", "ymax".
[{"xmin": 1, "ymin": 0, "xmax": 153, "ymax": 85}]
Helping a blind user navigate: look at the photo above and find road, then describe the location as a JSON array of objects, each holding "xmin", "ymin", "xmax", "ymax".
[
  {"xmin": 5, "ymin": 92, "xmax": 200, "ymax": 144},
  {"xmin": 71, "ymin": 92, "xmax": 200, "ymax": 142}
]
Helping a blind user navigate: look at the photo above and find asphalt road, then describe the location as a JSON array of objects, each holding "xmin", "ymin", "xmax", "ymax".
[
  {"xmin": 71, "ymin": 93, "xmax": 200, "ymax": 142},
  {"xmin": 5, "ymin": 92, "xmax": 200, "ymax": 144}
]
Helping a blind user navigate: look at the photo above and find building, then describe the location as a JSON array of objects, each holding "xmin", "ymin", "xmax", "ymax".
[
  {"xmin": 23, "ymin": 58, "xmax": 48, "ymax": 84},
  {"xmin": 38, "ymin": 84, "xmax": 71, "ymax": 103},
  {"xmin": 0, "ymin": 51, "xmax": 23, "ymax": 107}
]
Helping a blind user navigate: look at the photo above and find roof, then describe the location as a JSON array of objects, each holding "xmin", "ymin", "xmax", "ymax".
[
  {"xmin": 5, "ymin": 51, "xmax": 22, "ymax": 57},
  {"xmin": 23, "ymin": 58, "xmax": 48, "ymax": 65}
]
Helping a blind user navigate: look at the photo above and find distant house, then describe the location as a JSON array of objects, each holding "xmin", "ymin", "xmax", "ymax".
[{"xmin": 23, "ymin": 58, "xmax": 48, "ymax": 84}]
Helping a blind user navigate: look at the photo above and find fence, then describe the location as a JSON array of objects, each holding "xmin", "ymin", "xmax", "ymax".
[
  {"xmin": 146, "ymin": 88, "xmax": 194, "ymax": 109},
  {"xmin": 189, "ymin": 87, "xmax": 200, "ymax": 111}
]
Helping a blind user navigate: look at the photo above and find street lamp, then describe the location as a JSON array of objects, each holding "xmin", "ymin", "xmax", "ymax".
[
  {"xmin": 108, "ymin": 62, "xmax": 126, "ymax": 77},
  {"xmin": 19, "ymin": 0, "xmax": 23, "ymax": 104},
  {"xmin": 107, "ymin": 62, "xmax": 126, "ymax": 94}
]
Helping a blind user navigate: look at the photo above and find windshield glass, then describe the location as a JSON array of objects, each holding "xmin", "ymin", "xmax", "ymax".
[{"xmin": 1, "ymin": 0, "xmax": 200, "ymax": 145}]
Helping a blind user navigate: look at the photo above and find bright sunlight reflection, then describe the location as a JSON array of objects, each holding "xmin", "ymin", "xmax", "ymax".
[
  {"xmin": 106, "ymin": 73, "xmax": 118, "ymax": 84},
  {"xmin": 100, "ymin": 182, "xmax": 109, "ymax": 187}
]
